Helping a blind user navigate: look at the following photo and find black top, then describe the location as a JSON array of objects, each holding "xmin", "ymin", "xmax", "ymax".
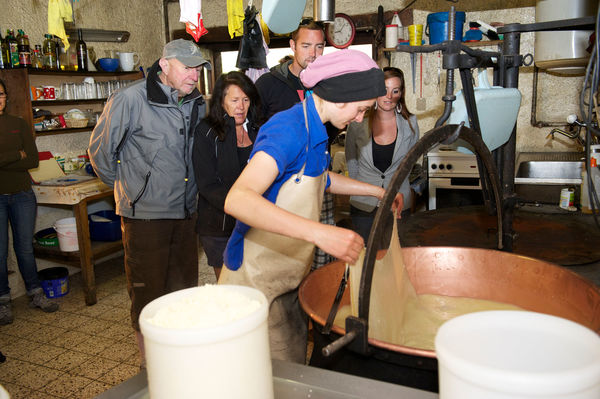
[
  {"xmin": 372, "ymin": 136, "xmax": 396, "ymax": 174},
  {"xmin": 192, "ymin": 116, "xmax": 259, "ymax": 236},
  {"xmin": 236, "ymin": 145, "xmax": 252, "ymax": 174}
]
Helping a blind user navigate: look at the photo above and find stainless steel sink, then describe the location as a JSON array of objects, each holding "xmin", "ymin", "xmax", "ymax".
[{"xmin": 515, "ymin": 152, "xmax": 584, "ymax": 185}]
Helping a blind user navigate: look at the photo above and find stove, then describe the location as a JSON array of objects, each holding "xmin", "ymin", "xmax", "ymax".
[{"xmin": 427, "ymin": 145, "xmax": 482, "ymax": 210}]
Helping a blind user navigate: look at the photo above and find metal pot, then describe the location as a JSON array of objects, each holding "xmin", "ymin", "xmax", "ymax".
[
  {"xmin": 299, "ymin": 248, "xmax": 600, "ymax": 390},
  {"xmin": 300, "ymin": 247, "xmax": 600, "ymax": 357}
]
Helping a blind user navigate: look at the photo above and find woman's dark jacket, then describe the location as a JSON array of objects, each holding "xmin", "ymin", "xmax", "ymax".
[{"xmin": 192, "ymin": 116, "xmax": 259, "ymax": 236}]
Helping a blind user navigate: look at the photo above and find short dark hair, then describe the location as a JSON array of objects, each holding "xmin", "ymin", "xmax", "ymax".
[
  {"xmin": 0, "ymin": 78, "xmax": 6, "ymax": 95},
  {"xmin": 205, "ymin": 71, "xmax": 262, "ymax": 141},
  {"xmin": 291, "ymin": 18, "xmax": 325, "ymax": 42}
]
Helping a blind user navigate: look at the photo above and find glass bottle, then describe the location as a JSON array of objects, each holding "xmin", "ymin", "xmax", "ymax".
[
  {"xmin": 6, "ymin": 29, "xmax": 19, "ymax": 68},
  {"xmin": 31, "ymin": 44, "xmax": 43, "ymax": 69},
  {"xmin": 0, "ymin": 30, "xmax": 11, "ymax": 69},
  {"xmin": 76, "ymin": 29, "xmax": 87, "ymax": 72},
  {"xmin": 17, "ymin": 29, "xmax": 31, "ymax": 68},
  {"xmin": 55, "ymin": 36, "xmax": 65, "ymax": 70},
  {"xmin": 43, "ymin": 34, "xmax": 57, "ymax": 70}
]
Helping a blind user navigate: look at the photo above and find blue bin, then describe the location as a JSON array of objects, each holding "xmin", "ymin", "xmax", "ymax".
[
  {"xmin": 39, "ymin": 267, "xmax": 69, "ymax": 298},
  {"xmin": 89, "ymin": 210, "xmax": 122, "ymax": 241},
  {"xmin": 426, "ymin": 11, "xmax": 466, "ymax": 44}
]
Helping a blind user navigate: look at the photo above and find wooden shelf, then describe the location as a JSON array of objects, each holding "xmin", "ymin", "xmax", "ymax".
[
  {"xmin": 26, "ymin": 68, "xmax": 142, "ymax": 77},
  {"xmin": 0, "ymin": 68, "xmax": 143, "ymax": 136},
  {"xmin": 383, "ymin": 40, "xmax": 503, "ymax": 52},
  {"xmin": 36, "ymin": 126, "xmax": 96, "ymax": 136},
  {"xmin": 33, "ymin": 98, "xmax": 108, "ymax": 106},
  {"xmin": 34, "ymin": 240, "xmax": 123, "ymax": 266}
]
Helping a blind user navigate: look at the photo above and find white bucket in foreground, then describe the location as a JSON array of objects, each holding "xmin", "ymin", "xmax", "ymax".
[
  {"xmin": 435, "ymin": 310, "xmax": 600, "ymax": 399},
  {"xmin": 139, "ymin": 285, "xmax": 273, "ymax": 399},
  {"xmin": 53, "ymin": 217, "xmax": 78, "ymax": 252}
]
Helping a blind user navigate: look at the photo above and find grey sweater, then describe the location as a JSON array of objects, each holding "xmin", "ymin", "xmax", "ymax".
[{"xmin": 345, "ymin": 114, "xmax": 419, "ymax": 212}]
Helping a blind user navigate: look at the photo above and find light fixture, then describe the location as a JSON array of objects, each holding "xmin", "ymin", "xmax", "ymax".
[
  {"xmin": 64, "ymin": 25, "xmax": 130, "ymax": 42},
  {"xmin": 313, "ymin": 0, "xmax": 334, "ymax": 22}
]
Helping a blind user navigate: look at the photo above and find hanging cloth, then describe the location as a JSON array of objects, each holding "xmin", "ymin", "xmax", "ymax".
[
  {"xmin": 179, "ymin": 0, "xmax": 208, "ymax": 41},
  {"xmin": 227, "ymin": 0, "xmax": 245, "ymax": 39},
  {"xmin": 245, "ymin": 13, "xmax": 270, "ymax": 82},
  {"xmin": 48, "ymin": 0, "xmax": 73, "ymax": 49},
  {"xmin": 236, "ymin": 5, "xmax": 268, "ymax": 70}
]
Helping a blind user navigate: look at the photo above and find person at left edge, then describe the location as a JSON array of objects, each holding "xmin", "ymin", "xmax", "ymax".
[
  {"xmin": 0, "ymin": 78, "xmax": 59, "ymax": 326},
  {"xmin": 192, "ymin": 71, "xmax": 262, "ymax": 280},
  {"xmin": 88, "ymin": 39, "xmax": 210, "ymax": 366}
]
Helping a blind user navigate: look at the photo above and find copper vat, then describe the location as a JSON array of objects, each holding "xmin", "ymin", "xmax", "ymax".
[{"xmin": 299, "ymin": 247, "xmax": 600, "ymax": 359}]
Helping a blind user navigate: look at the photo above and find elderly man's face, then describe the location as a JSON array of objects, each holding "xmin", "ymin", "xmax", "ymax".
[{"xmin": 159, "ymin": 58, "xmax": 202, "ymax": 97}]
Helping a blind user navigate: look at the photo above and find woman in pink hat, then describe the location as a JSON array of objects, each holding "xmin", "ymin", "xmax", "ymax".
[{"xmin": 220, "ymin": 50, "xmax": 403, "ymax": 362}]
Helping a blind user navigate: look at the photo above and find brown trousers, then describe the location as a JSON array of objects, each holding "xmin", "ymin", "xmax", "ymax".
[{"xmin": 121, "ymin": 215, "xmax": 198, "ymax": 330}]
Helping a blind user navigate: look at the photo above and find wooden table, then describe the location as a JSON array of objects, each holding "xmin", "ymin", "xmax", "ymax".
[{"xmin": 33, "ymin": 179, "xmax": 122, "ymax": 306}]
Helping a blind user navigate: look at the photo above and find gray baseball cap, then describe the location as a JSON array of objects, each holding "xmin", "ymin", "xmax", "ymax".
[{"xmin": 162, "ymin": 39, "xmax": 211, "ymax": 69}]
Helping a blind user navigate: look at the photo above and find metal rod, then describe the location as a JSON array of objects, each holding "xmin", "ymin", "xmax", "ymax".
[{"xmin": 322, "ymin": 331, "xmax": 357, "ymax": 357}]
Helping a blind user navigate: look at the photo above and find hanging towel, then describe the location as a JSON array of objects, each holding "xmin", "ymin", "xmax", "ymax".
[
  {"xmin": 179, "ymin": 0, "xmax": 208, "ymax": 41},
  {"xmin": 227, "ymin": 0, "xmax": 244, "ymax": 39},
  {"xmin": 48, "ymin": 0, "xmax": 73, "ymax": 49},
  {"xmin": 236, "ymin": 5, "xmax": 268, "ymax": 70},
  {"xmin": 245, "ymin": 13, "xmax": 270, "ymax": 82}
]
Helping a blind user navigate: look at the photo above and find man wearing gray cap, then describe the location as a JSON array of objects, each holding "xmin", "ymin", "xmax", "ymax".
[{"xmin": 89, "ymin": 39, "xmax": 210, "ymax": 364}]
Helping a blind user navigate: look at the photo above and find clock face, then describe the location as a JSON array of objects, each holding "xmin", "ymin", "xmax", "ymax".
[{"xmin": 326, "ymin": 14, "xmax": 355, "ymax": 49}]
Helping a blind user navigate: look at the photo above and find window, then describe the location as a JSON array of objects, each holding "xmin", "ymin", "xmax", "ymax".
[{"xmin": 220, "ymin": 44, "xmax": 374, "ymax": 73}]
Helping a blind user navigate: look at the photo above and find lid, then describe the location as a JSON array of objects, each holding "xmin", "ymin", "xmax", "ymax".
[{"xmin": 386, "ymin": 24, "xmax": 398, "ymax": 27}]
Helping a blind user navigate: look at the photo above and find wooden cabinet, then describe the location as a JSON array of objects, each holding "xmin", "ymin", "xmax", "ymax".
[{"xmin": 0, "ymin": 68, "xmax": 143, "ymax": 136}]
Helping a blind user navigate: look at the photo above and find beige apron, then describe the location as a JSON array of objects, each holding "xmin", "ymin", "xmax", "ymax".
[{"xmin": 219, "ymin": 101, "xmax": 326, "ymax": 363}]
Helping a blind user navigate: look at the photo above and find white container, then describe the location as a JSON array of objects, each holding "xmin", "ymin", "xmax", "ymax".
[
  {"xmin": 385, "ymin": 24, "xmax": 399, "ymax": 48},
  {"xmin": 139, "ymin": 285, "xmax": 273, "ymax": 399},
  {"xmin": 559, "ymin": 187, "xmax": 575, "ymax": 209},
  {"xmin": 392, "ymin": 12, "xmax": 404, "ymax": 40},
  {"xmin": 435, "ymin": 310, "xmax": 600, "ymax": 399},
  {"xmin": 53, "ymin": 217, "xmax": 78, "ymax": 252},
  {"xmin": 534, "ymin": 0, "xmax": 596, "ymax": 74},
  {"xmin": 0, "ymin": 383, "xmax": 10, "ymax": 399}
]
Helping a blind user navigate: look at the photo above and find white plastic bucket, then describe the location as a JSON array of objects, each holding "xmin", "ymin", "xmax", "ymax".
[
  {"xmin": 0, "ymin": 383, "xmax": 10, "ymax": 399},
  {"xmin": 435, "ymin": 310, "xmax": 600, "ymax": 399},
  {"xmin": 53, "ymin": 217, "xmax": 78, "ymax": 252},
  {"xmin": 139, "ymin": 285, "xmax": 273, "ymax": 399}
]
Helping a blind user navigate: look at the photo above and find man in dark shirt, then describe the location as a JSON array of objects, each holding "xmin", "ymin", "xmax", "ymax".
[{"xmin": 255, "ymin": 19, "xmax": 326, "ymax": 120}]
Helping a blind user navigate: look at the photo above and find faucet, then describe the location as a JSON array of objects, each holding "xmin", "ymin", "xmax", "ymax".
[{"xmin": 546, "ymin": 114, "xmax": 586, "ymax": 147}]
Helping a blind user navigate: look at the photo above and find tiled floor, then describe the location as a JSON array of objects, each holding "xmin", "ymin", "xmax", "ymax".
[{"xmin": 0, "ymin": 251, "xmax": 216, "ymax": 399}]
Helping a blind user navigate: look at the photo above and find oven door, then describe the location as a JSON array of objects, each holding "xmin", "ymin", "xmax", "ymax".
[{"xmin": 428, "ymin": 177, "xmax": 482, "ymax": 210}]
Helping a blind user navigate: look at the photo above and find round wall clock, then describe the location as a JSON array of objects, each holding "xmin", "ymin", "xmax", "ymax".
[{"xmin": 326, "ymin": 13, "xmax": 356, "ymax": 49}]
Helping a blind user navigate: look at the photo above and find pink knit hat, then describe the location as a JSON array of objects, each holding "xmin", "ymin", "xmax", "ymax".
[{"xmin": 300, "ymin": 50, "xmax": 385, "ymax": 102}]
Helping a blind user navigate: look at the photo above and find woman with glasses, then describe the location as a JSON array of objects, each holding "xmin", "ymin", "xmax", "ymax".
[
  {"xmin": 345, "ymin": 67, "xmax": 419, "ymax": 242},
  {"xmin": 192, "ymin": 71, "xmax": 262, "ymax": 280},
  {"xmin": 0, "ymin": 78, "xmax": 58, "ymax": 325}
]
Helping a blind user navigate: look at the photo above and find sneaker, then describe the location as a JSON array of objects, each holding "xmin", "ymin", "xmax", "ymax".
[
  {"xmin": 0, "ymin": 301, "xmax": 13, "ymax": 325},
  {"xmin": 28, "ymin": 290, "xmax": 59, "ymax": 313}
]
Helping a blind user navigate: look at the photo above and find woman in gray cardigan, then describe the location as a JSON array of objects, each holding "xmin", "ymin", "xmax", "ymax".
[{"xmin": 345, "ymin": 67, "xmax": 419, "ymax": 242}]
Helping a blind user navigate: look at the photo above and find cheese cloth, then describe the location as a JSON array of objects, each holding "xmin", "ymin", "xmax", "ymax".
[{"xmin": 47, "ymin": 0, "xmax": 73, "ymax": 49}]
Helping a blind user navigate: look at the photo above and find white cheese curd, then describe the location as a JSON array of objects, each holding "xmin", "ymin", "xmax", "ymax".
[{"xmin": 145, "ymin": 285, "xmax": 261, "ymax": 329}]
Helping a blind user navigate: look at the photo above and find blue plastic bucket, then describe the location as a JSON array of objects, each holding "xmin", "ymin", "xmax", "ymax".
[
  {"xmin": 426, "ymin": 11, "xmax": 466, "ymax": 44},
  {"xmin": 38, "ymin": 267, "xmax": 69, "ymax": 298}
]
